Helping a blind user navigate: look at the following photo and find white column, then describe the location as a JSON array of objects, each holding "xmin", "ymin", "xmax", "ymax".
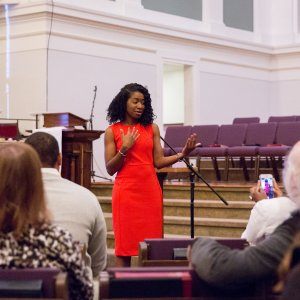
[
  {"xmin": 120, "ymin": 0, "xmax": 142, "ymax": 16},
  {"xmin": 270, "ymin": 0, "xmax": 295, "ymax": 45},
  {"xmin": 254, "ymin": 0, "xmax": 296, "ymax": 46},
  {"xmin": 124, "ymin": 0, "xmax": 142, "ymax": 7},
  {"xmin": 202, "ymin": 0, "xmax": 225, "ymax": 32}
]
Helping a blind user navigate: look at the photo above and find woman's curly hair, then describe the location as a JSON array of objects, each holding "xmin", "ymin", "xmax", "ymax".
[{"xmin": 106, "ymin": 83, "xmax": 155, "ymax": 125}]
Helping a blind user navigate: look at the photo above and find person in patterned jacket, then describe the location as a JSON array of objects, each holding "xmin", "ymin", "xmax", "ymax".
[{"xmin": 0, "ymin": 142, "xmax": 93, "ymax": 300}]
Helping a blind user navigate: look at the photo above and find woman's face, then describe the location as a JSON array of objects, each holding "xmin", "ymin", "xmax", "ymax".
[{"xmin": 125, "ymin": 91, "xmax": 145, "ymax": 121}]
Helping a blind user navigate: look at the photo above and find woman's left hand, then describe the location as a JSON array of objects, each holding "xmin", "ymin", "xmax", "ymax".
[{"xmin": 181, "ymin": 133, "xmax": 199, "ymax": 156}]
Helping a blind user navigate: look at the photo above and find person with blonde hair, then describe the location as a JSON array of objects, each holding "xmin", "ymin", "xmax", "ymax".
[
  {"xmin": 0, "ymin": 143, "xmax": 93, "ymax": 300},
  {"xmin": 242, "ymin": 179, "xmax": 297, "ymax": 245}
]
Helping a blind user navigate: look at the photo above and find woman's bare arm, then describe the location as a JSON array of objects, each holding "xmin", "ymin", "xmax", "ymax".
[
  {"xmin": 104, "ymin": 127, "xmax": 124, "ymax": 176},
  {"xmin": 104, "ymin": 126, "xmax": 140, "ymax": 176}
]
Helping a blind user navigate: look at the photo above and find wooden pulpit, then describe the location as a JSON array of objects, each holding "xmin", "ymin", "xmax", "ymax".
[
  {"xmin": 43, "ymin": 113, "xmax": 103, "ymax": 188},
  {"xmin": 43, "ymin": 112, "xmax": 87, "ymax": 129}
]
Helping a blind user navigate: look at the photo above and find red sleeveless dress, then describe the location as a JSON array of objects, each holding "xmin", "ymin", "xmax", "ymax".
[{"xmin": 111, "ymin": 122, "xmax": 163, "ymax": 256}]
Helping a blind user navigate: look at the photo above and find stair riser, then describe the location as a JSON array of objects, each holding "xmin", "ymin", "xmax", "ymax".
[
  {"xmin": 106, "ymin": 251, "xmax": 139, "ymax": 267},
  {"xmin": 164, "ymin": 207, "xmax": 251, "ymax": 219},
  {"xmin": 163, "ymin": 224, "xmax": 244, "ymax": 237},
  {"xmin": 166, "ymin": 169, "xmax": 257, "ymax": 182},
  {"xmin": 100, "ymin": 203, "xmax": 112, "ymax": 213},
  {"xmin": 107, "ymin": 236, "xmax": 115, "ymax": 249},
  {"xmin": 106, "ymin": 223, "xmax": 244, "ymax": 248},
  {"xmin": 91, "ymin": 187, "xmax": 112, "ymax": 197},
  {"xmin": 93, "ymin": 187, "xmax": 251, "ymax": 201},
  {"xmin": 162, "ymin": 189, "xmax": 250, "ymax": 201},
  {"xmin": 100, "ymin": 200, "xmax": 252, "ymax": 219},
  {"xmin": 102, "ymin": 204, "xmax": 251, "ymax": 220},
  {"xmin": 106, "ymin": 218, "xmax": 113, "ymax": 232}
]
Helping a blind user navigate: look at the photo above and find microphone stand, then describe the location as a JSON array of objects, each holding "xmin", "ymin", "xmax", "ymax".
[
  {"xmin": 89, "ymin": 85, "xmax": 112, "ymax": 182},
  {"xmin": 160, "ymin": 136, "xmax": 228, "ymax": 238},
  {"xmin": 89, "ymin": 86, "xmax": 97, "ymax": 130}
]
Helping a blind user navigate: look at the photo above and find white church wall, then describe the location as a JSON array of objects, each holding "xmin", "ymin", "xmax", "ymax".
[
  {"xmin": 197, "ymin": 72, "xmax": 271, "ymax": 124},
  {"xmin": 1, "ymin": 0, "xmax": 300, "ymax": 179}
]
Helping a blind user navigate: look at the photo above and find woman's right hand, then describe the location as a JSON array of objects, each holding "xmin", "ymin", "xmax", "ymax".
[
  {"xmin": 249, "ymin": 182, "xmax": 267, "ymax": 202},
  {"xmin": 120, "ymin": 127, "xmax": 140, "ymax": 153}
]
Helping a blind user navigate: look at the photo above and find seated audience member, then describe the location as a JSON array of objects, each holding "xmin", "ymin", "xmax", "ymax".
[
  {"xmin": 25, "ymin": 132, "xmax": 107, "ymax": 278},
  {"xmin": 190, "ymin": 141, "xmax": 300, "ymax": 290},
  {"xmin": 0, "ymin": 143, "xmax": 93, "ymax": 300},
  {"xmin": 280, "ymin": 264, "xmax": 300, "ymax": 300},
  {"xmin": 273, "ymin": 144, "xmax": 300, "ymax": 299},
  {"xmin": 274, "ymin": 232, "xmax": 300, "ymax": 299},
  {"xmin": 242, "ymin": 179, "xmax": 297, "ymax": 245}
]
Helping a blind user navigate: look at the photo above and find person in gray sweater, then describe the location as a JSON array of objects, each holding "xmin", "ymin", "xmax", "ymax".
[
  {"xmin": 26, "ymin": 132, "xmax": 107, "ymax": 279},
  {"xmin": 190, "ymin": 141, "xmax": 300, "ymax": 290}
]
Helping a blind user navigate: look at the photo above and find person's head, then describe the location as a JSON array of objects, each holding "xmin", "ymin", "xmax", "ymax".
[
  {"xmin": 25, "ymin": 132, "xmax": 61, "ymax": 169},
  {"xmin": 0, "ymin": 142, "xmax": 50, "ymax": 237},
  {"xmin": 283, "ymin": 141, "xmax": 300, "ymax": 207},
  {"xmin": 106, "ymin": 83, "xmax": 155, "ymax": 125}
]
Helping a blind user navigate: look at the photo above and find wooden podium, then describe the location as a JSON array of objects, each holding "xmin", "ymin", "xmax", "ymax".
[
  {"xmin": 43, "ymin": 113, "xmax": 103, "ymax": 188},
  {"xmin": 43, "ymin": 112, "xmax": 88, "ymax": 129}
]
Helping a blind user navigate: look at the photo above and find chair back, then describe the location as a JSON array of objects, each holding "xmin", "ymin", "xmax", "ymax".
[
  {"xmin": 100, "ymin": 266, "xmax": 271, "ymax": 300},
  {"xmin": 217, "ymin": 124, "xmax": 247, "ymax": 147},
  {"xmin": 233, "ymin": 117, "xmax": 260, "ymax": 124},
  {"xmin": 100, "ymin": 266, "xmax": 193, "ymax": 299},
  {"xmin": 268, "ymin": 116, "xmax": 296, "ymax": 123},
  {"xmin": 139, "ymin": 238, "xmax": 249, "ymax": 267},
  {"xmin": 0, "ymin": 123, "xmax": 20, "ymax": 139},
  {"xmin": 276, "ymin": 122, "xmax": 300, "ymax": 146},
  {"xmin": 0, "ymin": 268, "xmax": 68, "ymax": 299},
  {"xmin": 245, "ymin": 122, "xmax": 277, "ymax": 146},
  {"xmin": 164, "ymin": 125, "xmax": 192, "ymax": 148},
  {"xmin": 192, "ymin": 125, "xmax": 219, "ymax": 147}
]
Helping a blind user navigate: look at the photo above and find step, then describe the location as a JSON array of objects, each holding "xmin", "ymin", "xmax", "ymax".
[
  {"xmin": 163, "ymin": 199, "xmax": 253, "ymax": 219},
  {"xmin": 106, "ymin": 248, "xmax": 139, "ymax": 268},
  {"xmin": 92, "ymin": 182, "xmax": 256, "ymax": 201},
  {"xmin": 107, "ymin": 231, "xmax": 198, "ymax": 250},
  {"xmin": 98, "ymin": 196, "xmax": 254, "ymax": 219},
  {"xmin": 165, "ymin": 168, "xmax": 258, "ymax": 182},
  {"xmin": 162, "ymin": 183, "xmax": 253, "ymax": 201},
  {"xmin": 163, "ymin": 216, "xmax": 247, "ymax": 237},
  {"xmin": 98, "ymin": 197, "xmax": 112, "ymax": 213},
  {"xmin": 105, "ymin": 216, "xmax": 247, "ymax": 249},
  {"xmin": 103, "ymin": 212, "xmax": 113, "ymax": 231}
]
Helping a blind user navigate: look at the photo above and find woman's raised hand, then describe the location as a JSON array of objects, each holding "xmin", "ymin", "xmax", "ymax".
[
  {"xmin": 181, "ymin": 133, "xmax": 199, "ymax": 156},
  {"xmin": 120, "ymin": 127, "xmax": 140, "ymax": 152}
]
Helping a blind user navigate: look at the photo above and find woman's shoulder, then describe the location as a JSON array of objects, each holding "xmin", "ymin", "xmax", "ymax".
[
  {"xmin": 107, "ymin": 122, "xmax": 121, "ymax": 132},
  {"xmin": 146, "ymin": 122, "xmax": 157, "ymax": 129},
  {"xmin": 151, "ymin": 122, "xmax": 158, "ymax": 128},
  {"xmin": 150, "ymin": 123, "xmax": 159, "ymax": 133}
]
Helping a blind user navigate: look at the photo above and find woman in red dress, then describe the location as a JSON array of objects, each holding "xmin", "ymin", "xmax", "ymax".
[{"xmin": 105, "ymin": 83, "xmax": 197, "ymax": 267}]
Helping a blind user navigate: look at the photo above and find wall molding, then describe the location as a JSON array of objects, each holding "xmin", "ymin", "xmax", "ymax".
[{"xmin": 2, "ymin": 2, "xmax": 300, "ymax": 81}]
